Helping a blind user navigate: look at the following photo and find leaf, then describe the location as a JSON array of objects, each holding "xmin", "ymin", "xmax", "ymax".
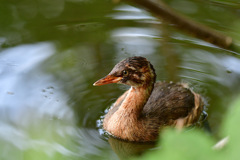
[
  {"xmin": 137, "ymin": 129, "xmax": 215, "ymax": 160},
  {"xmin": 220, "ymin": 96, "xmax": 240, "ymax": 159}
]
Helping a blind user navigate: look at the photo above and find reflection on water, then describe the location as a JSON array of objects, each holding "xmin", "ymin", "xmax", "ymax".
[
  {"xmin": 110, "ymin": 4, "xmax": 156, "ymax": 20},
  {"xmin": 108, "ymin": 137, "xmax": 156, "ymax": 160},
  {"xmin": 0, "ymin": 43, "xmax": 117, "ymax": 159},
  {"xmin": 0, "ymin": 43, "xmax": 75, "ymax": 158},
  {"xmin": 0, "ymin": 0, "xmax": 240, "ymax": 160}
]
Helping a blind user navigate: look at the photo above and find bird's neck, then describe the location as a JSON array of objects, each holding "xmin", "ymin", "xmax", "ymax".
[
  {"xmin": 103, "ymin": 82, "xmax": 154, "ymax": 141},
  {"xmin": 118, "ymin": 83, "xmax": 154, "ymax": 116}
]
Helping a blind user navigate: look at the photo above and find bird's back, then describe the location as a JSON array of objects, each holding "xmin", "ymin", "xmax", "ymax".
[{"xmin": 142, "ymin": 82, "xmax": 199, "ymax": 124}]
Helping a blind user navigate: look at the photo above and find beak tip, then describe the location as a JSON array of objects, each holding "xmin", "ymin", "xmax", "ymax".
[{"xmin": 93, "ymin": 82, "xmax": 98, "ymax": 86}]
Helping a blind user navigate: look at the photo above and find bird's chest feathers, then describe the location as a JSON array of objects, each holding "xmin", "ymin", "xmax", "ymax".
[
  {"xmin": 106, "ymin": 109, "xmax": 141, "ymax": 140},
  {"xmin": 104, "ymin": 87, "xmax": 148, "ymax": 139}
]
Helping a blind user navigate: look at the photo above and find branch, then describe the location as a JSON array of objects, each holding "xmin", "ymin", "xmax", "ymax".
[{"xmin": 126, "ymin": 0, "xmax": 239, "ymax": 52}]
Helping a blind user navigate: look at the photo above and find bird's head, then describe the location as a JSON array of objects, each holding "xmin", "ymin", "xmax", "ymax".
[{"xmin": 93, "ymin": 56, "xmax": 156, "ymax": 87}]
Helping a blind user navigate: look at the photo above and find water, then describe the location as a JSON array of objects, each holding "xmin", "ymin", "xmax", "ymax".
[{"xmin": 0, "ymin": 0, "xmax": 240, "ymax": 159}]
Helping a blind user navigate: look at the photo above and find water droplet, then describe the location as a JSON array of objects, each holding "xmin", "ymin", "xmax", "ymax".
[{"xmin": 47, "ymin": 86, "xmax": 54, "ymax": 89}]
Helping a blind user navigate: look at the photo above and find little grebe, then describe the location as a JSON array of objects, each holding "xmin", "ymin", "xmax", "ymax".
[{"xmin": 94, "ymin": 56, "xmax": 204, "ymax": 142}]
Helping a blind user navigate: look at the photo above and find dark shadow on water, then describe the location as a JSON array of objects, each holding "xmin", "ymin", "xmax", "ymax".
[{"xmin": 108, "ymin": 137, "xmax": 156, "ymax": 160}]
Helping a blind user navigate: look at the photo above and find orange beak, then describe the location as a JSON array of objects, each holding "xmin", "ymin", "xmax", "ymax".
[{"xmin": 93, "ymin": 75, "xmax": 122, "ymax": 86}]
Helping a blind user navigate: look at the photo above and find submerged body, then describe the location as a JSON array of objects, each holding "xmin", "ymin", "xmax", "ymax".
[{"xmin": 94, "ymin": 57, "xmax": 204, "ymax": 142}]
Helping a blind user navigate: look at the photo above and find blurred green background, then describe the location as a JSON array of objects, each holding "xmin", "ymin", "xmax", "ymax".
[{"xmin": 0, "ymin": 0, "xmax": 240, "ymax": 159}]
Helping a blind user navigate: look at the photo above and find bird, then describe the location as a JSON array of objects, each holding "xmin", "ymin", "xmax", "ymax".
[{"xmin": 93, "ymin": 56, "xmax": 204, "ymax": 142}]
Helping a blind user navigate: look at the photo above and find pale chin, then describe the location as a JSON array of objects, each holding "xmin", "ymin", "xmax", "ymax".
[{"xmin": 125, "ymin": 81, "xmax": 139, "ymax": 87}]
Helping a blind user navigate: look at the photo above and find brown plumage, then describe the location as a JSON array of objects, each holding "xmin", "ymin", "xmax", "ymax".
[{"xmin": 93, "ymin": 56, "xmax": 204, "ymax": 142}]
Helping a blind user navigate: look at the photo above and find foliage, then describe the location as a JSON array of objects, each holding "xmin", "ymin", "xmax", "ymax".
[{"xmin": 136, "ymin": 96, "xmax": 240, "ymax": 160}]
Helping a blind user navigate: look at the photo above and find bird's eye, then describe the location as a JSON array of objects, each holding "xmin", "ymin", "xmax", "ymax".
[{"xmin": 122, "ymin": 70, "xmax": 128, "ymax": 76}]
